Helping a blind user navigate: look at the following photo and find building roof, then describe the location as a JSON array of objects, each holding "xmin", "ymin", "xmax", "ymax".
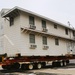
[
  {"xmin": 0, "ymin": 9, "xmax": 9, "ymax": 16},
  {"xmin": 3, "ymin": 6, "xmax": 75, "ymax": 31}
]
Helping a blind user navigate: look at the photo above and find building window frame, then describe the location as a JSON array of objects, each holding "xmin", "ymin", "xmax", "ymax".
[
  {"xmin": 10, "ymin": 17, "xmax": 14, "ymax": 26},
  {"xmin": 55, "ymin": 38, "xmax": 59, "ymax": 45},
  {"xmin": 29, "ymin": 16, "xmax": 34, "ymax": 25},
  {"xmin": 42, "ymin": 36, "xmax": 47, "ymax": 45},
  {"xmin": 42, "ymin": 20, "xmax": 46, "ymax": 28},
  {"xmin": 54, "ymin": 24, "xmax": 57, "ymax": 29},
  {"xmin": 29, "ymin": 34, "xmax": 35, "ymax": 44},
  {"xmin": 73, "ymin": 31, "xmax": 75, "ymax": 36},
  {"xmin": 65, "ymin": 28, "xmax": 68, "ymax": 35}
]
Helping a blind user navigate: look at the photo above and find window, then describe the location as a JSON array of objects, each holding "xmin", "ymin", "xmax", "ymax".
[
  {"xmin": 65, "ymin": 28, "xmax": 68, "ymax": 35},
  {"xmin": 29, "ymin": 34, "xmax": 35, "ymax": 43},
  {"xmin": 10, "ymin": 17, "xmax": 14, "ymax": 26},
  {"xmin": 55, "ymin": 38, "xmax": 59, "ymax": 45},
  {"xmin": 42, "ymin": 20, "xmax": 46, "ymax": 28},
  {"xmin": 54, "ymin": 24, "xmax": 57, "ymax": 29},
  {"xmin": 42, "ymin": 36, "xmax": 47, "ymax": 45},
  {"xmin": 29, "ymin": 16, "xmax": 34, "ymax": 25},
  {"xmin": 73, "ymin": 31, "xmax": 75, "ymax": 36}
]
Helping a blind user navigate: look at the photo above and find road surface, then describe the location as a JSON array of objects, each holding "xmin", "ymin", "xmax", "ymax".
[{"xmin": 0, "ymin": 63, "xmax": 75, "ymax": 75}]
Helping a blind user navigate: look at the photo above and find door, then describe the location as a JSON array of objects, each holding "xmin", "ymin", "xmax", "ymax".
[{"xmin": 67, "ymin": 41, "xmax": 75, "ymax": 54}]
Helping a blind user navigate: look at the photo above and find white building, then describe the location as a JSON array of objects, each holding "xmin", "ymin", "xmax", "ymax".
[{"xmin": 0, "ymin": 6, "xmax": 75, "ymax": 56}]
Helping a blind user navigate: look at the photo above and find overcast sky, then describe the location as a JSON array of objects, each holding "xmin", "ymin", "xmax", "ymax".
[{"xmin": 0, "ymin": 0, "xmax": 75, "ymax": 28}]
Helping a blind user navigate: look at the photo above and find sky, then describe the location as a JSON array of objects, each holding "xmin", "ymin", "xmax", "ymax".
[{"xmin": 0, "ymin": 0, "xmax": 75, "ymax": 28}]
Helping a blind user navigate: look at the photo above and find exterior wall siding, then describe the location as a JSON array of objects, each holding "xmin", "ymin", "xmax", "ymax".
[
  {"xmin": 19, "ymin": 12, "xmax": 75, "ymax": 55},
  {"xmin": 3, "ymin": 15, "xmax": 21, "ymax": 56},
  {"xmin": 0, "ymin": 11, "xmax": 5, "ymax": 54},
  {"xmin": 20, "ymin": 12, "xmax": 74, "ymax": 39},
  {"xmin": 20, "ymin": 33, "xmax": 67, "ymax": 56},
  {"xmin": 0, "ymin": 8, "xmax": 75, "ymax": 56}
]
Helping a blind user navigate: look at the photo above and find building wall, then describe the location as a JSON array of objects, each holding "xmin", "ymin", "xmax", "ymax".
[
  {"xmin": 20, "ymin": 12, "xmax": 74, "ymax": 39},
  {"xmin": 0, "ymin": 10, "xmax": 75, "ymax": 56},
  {"xmin": 0, "ymin": 11, "xmax": 5, "ymax": 54},
  {"xmin": 20, "ymin": 33, "xmax": 67, "ymax": 56},
  {"xmin": 3, "ymin": 15, "xmax": 21, "ymax": 56},
  {"xmin": 19, "ymin": 12, "xmax": 72, "ymax": 56}
]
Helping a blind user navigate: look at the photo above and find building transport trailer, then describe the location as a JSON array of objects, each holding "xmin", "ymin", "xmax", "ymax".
[{"xmin": 0, "ymin": 53, "xmax": 75, "ymax": 70}]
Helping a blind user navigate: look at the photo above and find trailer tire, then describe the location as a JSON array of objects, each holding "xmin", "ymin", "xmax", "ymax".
[
  {"xmin": 64, "ymin": 61, "xmax": 67, "ymax": 66},
  {"xmin": 52, "ymin": 62, "xmax": 56, "ymax": 67},
  {"xmin": 2, "ymin": 65, "xmax": 7, "ymax": 69},
  {"xmin": 6, "ymin": 65, "xmax": 12, "ymax": 70},
  {"xmin": 13, "ymin": 63, "xmax": 20, "ymax": 69},
  {"xmin": 37, "ymin": 63, "xmax": 42, "ymax": 69},
  {"xmin": 56, "ymin": 62, "xmax": 60, "ymax": 67},
  {"xmin": 28, "ymin": 64, "xmax": 34, "ymax": 70},
  {"xmin": 52, "ymin": 61, "xmax": 60, "ymax": 67},
  {"xmin": 62, "ymin": 61, "xmax": 67, "ymax": 66},
  {"xmin": 34, "ymin": 63, "xmax": 42, "ymax": 69},
  {"xmin": 21, "ymin": 64, "xmax": 27, "ymax": 70},
  {"xmin": 66, "ymin": 60, "xmax": 69, "ymax": 64},
  {"xmin": 60, "ymin": 62, "xmax": 63, "ymax": 67}
]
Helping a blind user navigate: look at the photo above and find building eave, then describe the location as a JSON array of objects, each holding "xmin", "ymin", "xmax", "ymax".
[{"xmin": 21, "ymin": 27, "xmax": 75, "ymax": 41}]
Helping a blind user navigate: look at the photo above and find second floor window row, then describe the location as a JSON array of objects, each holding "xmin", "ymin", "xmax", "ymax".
[
  {"xmin": 65, "ymin": 28, "xmax": 68, "ymax": 35},
  {"xmin": 29, "ymin": 16, "xmax": 34, "ymax": 25},
  {"xmin": 42, "ymin": 20, "xmax": 46, "ymax": 28},
  {"xmin": 54, "ymin": 24, "xmax": 57, "ymax": 29},
  {"xmin": 73, "ymin": 31, "xmax": 75, "ymax": 36},
  {"xmin": 29, "ymin": 16, "xmax": 75, "ymax": 37}
]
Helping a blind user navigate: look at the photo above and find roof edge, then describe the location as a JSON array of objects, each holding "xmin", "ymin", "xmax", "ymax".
[{"xmin": 3, "ymin": 6, "xmax": 75, "ymax": 31}]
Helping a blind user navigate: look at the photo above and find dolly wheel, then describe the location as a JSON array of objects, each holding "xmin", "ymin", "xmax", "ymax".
[
  {"xmin": 37, "ymin": 63, "xmax": 42, "ymax": 69},
  {"xmin": 64, "ymin": 62, "xmax": 67, "ymax": 66},
  {"xmin": 6, "ymin": 65, "xmax": 12, "ymax": 70},
  {"xmin": 28, "ymin": 64, "xmax": 34, "ymax": 70},
  {"xmin": 60, "ymin": 62, "xmax": 63, "ymax": 67},
  {"xmin": 2, "ymin": 65, "xmax": 7, "ymax": 69},
  {"xmin": 52, "ymin": 62, "xmax": 56, "ymax": 67},
  {"xmin": 13, "ymin": 63, "xmax": 20, "ymax": 69},
  {"xmin": 21, "ymin": 64, "xmax": 27, "ymax": 70}
]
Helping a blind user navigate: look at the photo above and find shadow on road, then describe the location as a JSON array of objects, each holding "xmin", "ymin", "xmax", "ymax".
[{"xmin": 0, "ymin": 64, "xmax": 74, "ymax": 75}]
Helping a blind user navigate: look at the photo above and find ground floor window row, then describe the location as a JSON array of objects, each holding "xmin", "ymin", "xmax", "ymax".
[{"xmin": 29, "ymin": 34, "xmax": 59, "ymax": 46}]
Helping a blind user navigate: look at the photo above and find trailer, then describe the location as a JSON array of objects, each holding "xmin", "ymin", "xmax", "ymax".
[{"xmin": 0, "ymin": 53, "xmax": 75, "ymax": 70}]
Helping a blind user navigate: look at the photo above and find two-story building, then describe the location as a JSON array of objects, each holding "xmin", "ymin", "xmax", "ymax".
[{"xmin": 0, "ymin": 6, "xmax": 75, "ymax": 56}]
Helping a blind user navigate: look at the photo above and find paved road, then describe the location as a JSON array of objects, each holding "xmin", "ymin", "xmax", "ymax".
[{"xmin": 0, "ymin": 64, "xmax": 75, "ymax": 75}]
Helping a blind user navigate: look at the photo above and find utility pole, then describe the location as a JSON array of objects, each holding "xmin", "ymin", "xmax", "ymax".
[{"xmin": 68, "ymin": 21, "xmax": 71, "ymax": 27}]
